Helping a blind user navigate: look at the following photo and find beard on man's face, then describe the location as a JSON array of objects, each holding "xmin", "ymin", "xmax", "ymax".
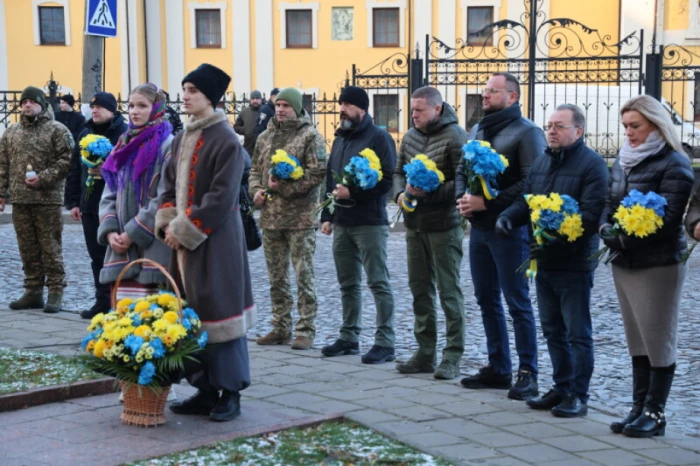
[{"xmin": 340, "ymin": 112, "xmax": 361, "ymax": 129}]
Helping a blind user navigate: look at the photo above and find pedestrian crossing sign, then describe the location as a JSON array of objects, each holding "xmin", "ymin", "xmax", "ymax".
[{"xmin": 85, "ymin": 0, "xmax": 118, "ymax": 38}]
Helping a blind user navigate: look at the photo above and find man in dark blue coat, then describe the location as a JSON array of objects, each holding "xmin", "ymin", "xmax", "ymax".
[
  {"xmin": 319, "ymin": 86, "xmax": 397, "ymax": 364},
  {"xmin": 65, "ymin": 92, "xmax": 127, "ymax": 319},
  {"xmin": 252, "ymin": 87, "xmax": 280, "ymax": 140},
  {"xmin": 497, "ymin": 104, "xmax": 609, "ymax": 417}
]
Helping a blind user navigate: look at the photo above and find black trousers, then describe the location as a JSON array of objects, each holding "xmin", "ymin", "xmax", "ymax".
[{"xmin": 81, "ymin": 213, "xmax": 110, "ymax": 307}]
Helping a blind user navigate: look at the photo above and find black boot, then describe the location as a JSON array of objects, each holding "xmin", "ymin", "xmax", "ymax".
[
  {"xmin": 169, "ymin": 389, "xmax": 219, "ymax": 415},
  {"xmin": 611, "ymin": 356, "xmax": 650, "ymax": 433},
  {"xmin": 623, "ymin": 363, "xmax": 675, "ymax": 438},
  {"xmin": 210, "ymin": 390, "xmax": 241, "ymax": 422}
]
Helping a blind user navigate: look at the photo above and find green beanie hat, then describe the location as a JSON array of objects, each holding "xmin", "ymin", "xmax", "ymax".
[
  {"xmin": 20, "ymin": 86, "xmax": 47, "ymax": 110},
  {"xmin": 275, "ymin": 88, "xmax": 303, "ymax": 116}
]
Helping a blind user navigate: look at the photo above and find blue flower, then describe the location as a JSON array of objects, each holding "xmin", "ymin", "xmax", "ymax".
[
  {"xmin": 403, "ymin": 159, "xmax": 441, "ymax": 192},
  {"xmin": 138, "ymin": 361, "xmax": 156, "ymax": 385},
  {"xmin": 560, "ymin": 194, "xmax": 580, "ymax": 215},
  {"xmin": 621, "ymin": 190, "xmax": 667, "ymax": 217},
  {"xmin": 149, "ymin": 338, "xmax": 166, "ymax": 358},
  {"xmin": 462, "ymin": 142, "xmax": 507, "ymax": 180},
  {"xmin": 197, "ymin": 332, "xmax": 208, "ymax": 349},
  {"xmin": 538, "ymin": 209, "xmax": 565, "ymax": 231},
  {"xmin": 124, "ymin": 335, "xmax": 145, "ymax": 356},
  {"xmin": 80, "ymin": 334, "xmax": 93, "ymax": 351}
]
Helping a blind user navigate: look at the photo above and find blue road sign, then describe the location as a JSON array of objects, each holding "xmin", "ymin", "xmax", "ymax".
[{"xmin": 85, "ymin": 0, "xmax": 118, "ymax": 38}]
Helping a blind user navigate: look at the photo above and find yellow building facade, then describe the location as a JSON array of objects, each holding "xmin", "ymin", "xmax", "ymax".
[{"xmin": 0, "ymin": 0, "xmax": 698, "ymax": 143}]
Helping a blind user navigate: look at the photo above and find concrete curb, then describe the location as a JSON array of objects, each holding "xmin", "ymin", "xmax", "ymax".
[{"xmin": 0, "ymin": 377, "xmax": 119, "ymax": 412}]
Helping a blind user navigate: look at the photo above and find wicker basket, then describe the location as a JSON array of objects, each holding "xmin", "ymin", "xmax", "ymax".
[{"xmin": 112, "ymin": 259, "xmax": 183, "ymax": 428}]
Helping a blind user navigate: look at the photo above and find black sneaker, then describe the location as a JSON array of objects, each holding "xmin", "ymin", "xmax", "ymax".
[
  {"xmin": 361, "ymin": 345, "xmax": 396, "ymax": 364},
  {"xmin": 508, "ymin": 369, "xmax": 538, "ymax": 400},
  {"xmin": 526, "ymin": 389, "xmax": 565, "ymax": 410},
  {"xmin": 551, "ymin": 394, "xmax": 588, "ymax": 418},
  {"xmin": 80, "ymin": 302, "xmax": 111, "ymax": 320},
  {"xmin": 321, "ymin": 339, "xmax": 359, "ymax": 357},
  {"xmin": 461, "ymin": 365, "xmax": 512, "ymax": 389}
]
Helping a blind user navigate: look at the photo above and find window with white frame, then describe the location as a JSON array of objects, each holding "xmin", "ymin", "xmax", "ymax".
[
  {"xmin": 33, "ymin": 0, "xmax": 71, "ymax": 46},
  {"xmin": 188, "ymin": 2, "xmax": 227, "ymax": 49},
  {"xmin": 278, "ymin": 2, "xmax": 319, "ymax": 49},
  {"xmin": 366, "ymin": 0, "xmax": 406, "ymax": 48},
  {"xmin": 467, "ymin": 6, "xmax": 494, "ymax": 46}
]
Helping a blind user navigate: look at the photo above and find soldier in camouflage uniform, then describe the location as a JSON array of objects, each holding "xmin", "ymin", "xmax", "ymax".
[
  {"xmin": 0, "ymin": 86, "xmax": 73, "ymax": 313},
  {"xmin": 249, "ymin": 87, "xmax": 327, "ymax": 350}
]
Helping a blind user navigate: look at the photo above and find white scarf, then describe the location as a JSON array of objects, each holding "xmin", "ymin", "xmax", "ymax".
[{"xmin": 619, "ymin": 130, "xmax": 667, "ymax": 172}]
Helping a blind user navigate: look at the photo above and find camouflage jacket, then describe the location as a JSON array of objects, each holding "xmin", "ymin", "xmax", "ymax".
[
  {"xmin": 0, "ymin": 107, "xmax": 73, "ymax": 205},
  {"xmin": 249, "ymin": 112, "xmax": 327, "ymax": 230}
]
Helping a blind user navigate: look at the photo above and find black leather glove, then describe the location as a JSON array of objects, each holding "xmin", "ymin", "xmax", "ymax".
[
  {"xmin": 600, "ymin": 226, "xmax": 623, "ymax": 250},
  {"xmin": 495, "ymin": 216, "xmax": 513, "ymax": 237}
]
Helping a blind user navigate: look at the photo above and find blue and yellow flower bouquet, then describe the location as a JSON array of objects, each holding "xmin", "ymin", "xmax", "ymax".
[
  {"xmin": 249, "ymin": 149, "xmax": 305, "ymax": 216},
  {"xmin": 313, "ymin": 147, "xmax": 383, "ymax": 217},
  {"xmin": 79, "ymin": 134, "xmax": 113, "ymax": 199},
  {"xmin": 519, "ymin": 193, "xmax": 584, "ymax": 278},
  {"xmin": 391, "ymin": 154, "xmax": 445, "ymax": 226}
]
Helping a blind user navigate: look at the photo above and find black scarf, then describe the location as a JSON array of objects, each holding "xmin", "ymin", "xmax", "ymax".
[{"xmin": 478, "ymin": 103, "xmax": 522, "ymax": 141}]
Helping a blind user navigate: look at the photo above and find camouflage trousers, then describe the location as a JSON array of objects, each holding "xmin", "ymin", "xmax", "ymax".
[
  {"xmin": 262, "ymin": 228, "xmax": 317, "ymax": 339},
  {"xmin": 12, "ymin": 204, "xmax": 65, "ymax": 293}
]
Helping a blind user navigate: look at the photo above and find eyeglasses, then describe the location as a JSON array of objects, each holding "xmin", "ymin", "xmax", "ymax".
[
  {"xmin": 481, "ymin": 88, "xmax": 513, "ymax": 96},
  {"xmin": 544, "ymin": 123, "xmax": 578, "ymax": 132}
]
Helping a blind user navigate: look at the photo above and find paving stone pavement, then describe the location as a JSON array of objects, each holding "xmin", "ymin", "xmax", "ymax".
[
  {"xmin": 1, "ymin": 310, "xmax": 700, "ymax": 466},
  {"xmin": 0, "ymin": 221, "xmax": 698, "ymax": 439}
]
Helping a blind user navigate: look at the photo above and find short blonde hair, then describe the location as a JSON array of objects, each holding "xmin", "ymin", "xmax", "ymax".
[{"xmin": 621, "ymin": 95, "xmax": 685, "ymax": 155}]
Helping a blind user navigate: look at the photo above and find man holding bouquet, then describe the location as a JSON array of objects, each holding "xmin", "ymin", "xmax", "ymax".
[
  {"xmin": 456, "ymin": 72, "xmax": 545, "ymax": 400},
  {"xmin": 65, "ymin": 92, "xmax": 127, "ymax": 319},
  {"xmin": 392, "ymin": 86, "xmax": 468, "ymax": 380},
  {"xmin": 496, "ymin": 104, "xmax": 608, "ymax": 417},
  {"xmin": 319, "ymin": 86, "xmax": 397, "ymax": 364},
  {"xmin": 250, "ymin": 88, "xmax": 327, "ymax": 350}
]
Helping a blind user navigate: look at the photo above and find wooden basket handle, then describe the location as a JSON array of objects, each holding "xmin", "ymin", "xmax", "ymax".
[{"xmin": 111, "ymin": 258, "xmax": 183, "ymax": 320}]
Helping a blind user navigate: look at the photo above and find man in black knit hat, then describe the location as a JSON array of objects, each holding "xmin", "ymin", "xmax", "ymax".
[
  {"xmin": 253, "ymin": 87, "xmax": 280, "ymax": 138},
  {"xmin": 320, "ymin": 86, "xmax": 398, "ymax": 364},
  {"xmin": 56, "ymin": 94, "xmax": 86, "ymax": 144}
]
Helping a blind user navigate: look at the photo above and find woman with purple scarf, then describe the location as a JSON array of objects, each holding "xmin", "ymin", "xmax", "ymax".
[{"xmin": 97, "ymin": 83, "xmax": 174, "ymax": 299}]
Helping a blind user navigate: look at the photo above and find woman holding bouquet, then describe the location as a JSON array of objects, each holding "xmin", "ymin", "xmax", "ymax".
[
  {"xmin": 599, "ymin": 95, "xmax": 693, "ymax": 437},
  {"xmin": 98, "ymin": 83, "xmax": 173, "ymax": 300}
]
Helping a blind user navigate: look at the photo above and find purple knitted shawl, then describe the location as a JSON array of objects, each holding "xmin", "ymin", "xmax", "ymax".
[{"xmin": 102, "ymin": 102, "xmax": 173, "ymax": 204}]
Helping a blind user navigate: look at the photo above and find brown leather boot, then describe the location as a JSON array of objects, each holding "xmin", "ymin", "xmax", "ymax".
[{"xmin": 255, "ymin": 329, "xmax": 292, "ymax": 345}]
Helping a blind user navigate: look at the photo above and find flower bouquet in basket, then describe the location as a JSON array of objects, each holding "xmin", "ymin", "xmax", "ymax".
[
  {"xmin": 80, "ymin": 259, "xmax": 207, "ymax": 427},
  {"xmin": 518, "ymin": 193, "xmax": 584, "ymax": 279},
  {"xmin": 594, "ymin": 189, "xmax": 667, "ymax": 265},
  {"xmin": 78, "ymin": 134, "xmax": 113, "ymax": 199},
  {"xmin": 248, "ymin": 149, "xmax": 305, "ymax": 216},
  {"xmin": 390, "ymin": 154, "xmax": 445, "ymax": 227},
  {"xmin": 312, "ymin": 148, "xmax": 383, "ymax": 217},
  {"xmin": 460, "ymin": 140, "xmax": 509, "ymax": 228}
]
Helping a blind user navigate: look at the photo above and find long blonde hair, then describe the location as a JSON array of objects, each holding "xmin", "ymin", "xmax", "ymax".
[{"xmin": 620, "ymin": 95, "xmax": 685, "ymax": 155}]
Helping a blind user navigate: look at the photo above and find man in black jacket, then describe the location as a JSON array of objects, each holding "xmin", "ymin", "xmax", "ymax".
[
  {"xmin": 320, "ymin": 86, "xmax": 397, "ymax": 364},
  {"xmin": 65, "ymin": 92, "xmax": 127, "ymax": 319},
  {"xmin": 252, "ymin": 88, "xmax": 279, "ymax": 139},
  {"xmin": 456, "ymin": 72, "xmax": 545, "ymax": 399},
  {"xmin": 55, "ymin": 94, "xmax": 86, "ymax": 143},
  {"xmin": 496, "ymin": 104, "xmax": 608, "ymax": 417}
]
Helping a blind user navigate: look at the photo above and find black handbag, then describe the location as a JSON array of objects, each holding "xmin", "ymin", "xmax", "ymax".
[{"xmin": 239, "ymin": 185, "xmax": 262, "ymax": 251}]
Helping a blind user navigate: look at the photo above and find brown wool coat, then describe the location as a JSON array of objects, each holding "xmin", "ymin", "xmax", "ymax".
[{"xmin": 155, "ymin": 110, "xmax": 256, "ymax": 343}]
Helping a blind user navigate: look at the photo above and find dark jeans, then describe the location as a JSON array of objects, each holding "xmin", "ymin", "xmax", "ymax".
[
  {"xmin": 469, "ymin": 225, "xmax": 538, "ymax": 375},
  {"xmin": 81, "ymin": 213, "xmax": 110, "ymax": 307},
  {"xmin": 536, "ymin": 269, "xmax": 594, "ymax": 402}
]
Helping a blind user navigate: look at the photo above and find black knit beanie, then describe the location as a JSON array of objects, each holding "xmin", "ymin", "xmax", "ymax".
[
  {"xmin": 338, "ymin": 86, "xmax": 369, "ymax": 112},
  {"xmin": 20, "ymin": 86, "xmax": 47, "ymax": 110},
  {"xmin": 59, "ymin": 94, "xmax": 75, "ymax": 107},
  {"xmin": 182, "ymin": 63, "xmax": 231, "ymax": 108}
]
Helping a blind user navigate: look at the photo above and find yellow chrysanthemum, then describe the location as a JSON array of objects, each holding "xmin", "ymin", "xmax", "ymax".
[
  {"xmin": 153, "ymin": 308, "xmax": 164, "ymax": 319},
  {"xmin": 134, "ymin": 301, "xmax": 151, "ymax": 313},
  {"xmin": 93, "ymin": 340, "xmax": 106, "ymax": 358},
  {"xmin": 146, "ymin": 295, "xmax": 159, "ymax": 303},
  {"xmin": 531, "ymin": 209, "xmax": 541, "ymax": 223},
  {"xmin": 139, "ymin": 310, "xmax": 153, "ymax": 320},
  {"xmin": 162, "ymin": 334, "xmax": 175, "ymax": 347},
  {"xmin": 499, "ymin": 155, "xmax": 510, "ymax": 168},
  {"xmin": 166, "ymin": 324, "xmax": 187, "ymax": 342},
  {"xmin": 414, "ymin": 154, "xmax": 445, "ymax": 184},
  {"xmin": 526, "ymin": 194, "xmax": 547, "ymax": 210},
  {"xmin": 558, "ymin": 214, "xmax": 584, "ymax": 242},
  {"xmin": 117, "ymin": 317, "xmax": 133, "ymax": 327},
  {"xmin": 86, "ymin": 340, "xmax": 96, "ymax": 352},
  {"xmin": 134, "ymin": 325, "xmax": 152, "ymax": 338},
  {"xmin": 157, "ymin": 293, "xmax": 176, "ymax": 308},
  {"xmin": 153, "ymin": 319, "xmax": 169, "ymax": 333},
  {"xmin": 290, "ymin": 166, "xmax": 304, "ymax": 180},
  {"xmin": 123, "ymin": 355, "xmax": 130, "ymax": 363},
  {"xmin": 117, "ymin": 298, "xmax": 134, "ymax": 308},
  {"xmin": 614, "ymin": 205, "xmax": 663, "ymax": 237},
  {"xmin": 479, "ymin": 141, "xmax": 492, "ymax": 148},
  {"xmin": 163, "ymin": 311, "xmax": 179, "ymax": 324}
]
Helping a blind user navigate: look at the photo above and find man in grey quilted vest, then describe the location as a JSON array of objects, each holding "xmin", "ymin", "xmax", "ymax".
[{"xmin": 392, "ymin": 86, "xmax": 468, "ymax": 380}]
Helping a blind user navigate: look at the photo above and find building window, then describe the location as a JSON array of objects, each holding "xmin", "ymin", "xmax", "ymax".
[
  {"xmin": 465, "ymin": 94, "xmax": 484, "ymax": 133},
  {"xmin": 374, "ymin": 94, "xmax": 399, "ymax": 132},
  {"xmin": 467, "ymin": 6, "xmax": 494, "ymax": 46},
  {"xmin": 195, "ymin": 10, "xmax": 221, "ymax": 48},
  {"xmin": 39, "ymin": 6, "xmax": 65, "ymax": 45},
  {"xmin": 373, "ymin": 8, "xmax": 400, "ymax": 47},
  {"xmin": 286, "ymin": 10, "xmax": 312, "ymax": 48}
]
